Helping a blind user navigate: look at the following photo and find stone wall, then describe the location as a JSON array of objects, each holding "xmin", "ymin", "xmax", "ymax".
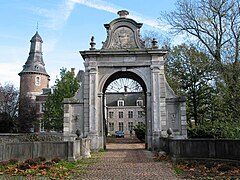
[
  {"xmin": 0, "ymin": 133, "xmax": 63, "ymax": 143},
  {"xmin": 160, "ymin": 138, "xmax": 240, "ymax": 161},
  {"xmin": 0, "ymin": 138, "xmax": 91, "ymax": 162}
]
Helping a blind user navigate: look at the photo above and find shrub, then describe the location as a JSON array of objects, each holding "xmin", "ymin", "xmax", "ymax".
[
  {"xmin": 18, "ymin": 163, "xmax": 30, "ymax": 170},
  {"xmin": 24, "ymin": 158, "xmax": 37, "ymax": 166},
  {"xmin": 134, "ymin": 124, "xmax": 146, "ymax": 142},
  {"xmin": 187, "ymin": 120, "xmax": 240, "ymax": 139},
  {"xmin": 34, "ymin": 156, "xmax": 46, "ymax": 163},
  {"xmin": 52, "ymin": 157, "xmax": 61, "ymax": 163},
  {"xmin": 0, "ymin": 161, "xmax": 9, "ymax": 167},
  {"xmin": 217, "ymin": 164, "xmax": 233, "ymax": 172},
  {"xmin": 8, "ymin": 159, "xmax": 18, "ymax": 165}
]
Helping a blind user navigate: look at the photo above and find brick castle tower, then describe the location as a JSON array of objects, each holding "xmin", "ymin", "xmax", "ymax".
[
  {"xmin": 18, "ymin": 31, "xmax": 50, "ymax": 132},
  {"xmin": 18, "ymin": 31, "xmax": 50, "ymax": 100}
]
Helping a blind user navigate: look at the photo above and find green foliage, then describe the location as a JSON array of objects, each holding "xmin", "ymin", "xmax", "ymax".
[
  {"xmin": 133, "ymin": 123, "xmax": 145, "ymax": 142},
  {"xmin": 18, "ymin": 95, "xmax": 37, "ymax": 132},
  {"xmin": 188, "ymin": 121, "xmax": 240, "ymax": 139},
  {"xmin": 162, "ymin": 0, "xmax": 240, "ymax": 132},
  {"xmin": 43, "ymin": 68, "xmax": 79, "ymax": 132},
  {"xmin": 165, "ymin": 44, "xmax": 215, "ymax": 125}
]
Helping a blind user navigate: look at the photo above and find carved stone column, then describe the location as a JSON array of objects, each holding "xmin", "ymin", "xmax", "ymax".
[
  {"xmin": 146, "ymin": 91, "xmax": 152, "ymax": 150},
  {"xmin": 88, "ymin": 65, "xmax": 99, "ymax": 149}
]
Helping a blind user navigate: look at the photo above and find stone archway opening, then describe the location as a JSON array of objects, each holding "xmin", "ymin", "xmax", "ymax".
[
  {"xmin": 102, "ymin": 71, "xmax": 147, "ymax": 149},
  {"xmin": 63, "ymin": 10, "xmax": 187, "ymax": 152}
]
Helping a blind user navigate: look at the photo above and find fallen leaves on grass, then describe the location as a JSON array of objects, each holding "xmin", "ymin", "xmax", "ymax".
[
  {"xmin": 0, "ymin": 157, "xmax": 88, "ymax": 179},
  {"xmin": 175, "ymin": 160, "xmax": 240, "ymax": 179},
  {"xmin": 154, "ymin": 152, "xmax": 240, "ymax": 179}
]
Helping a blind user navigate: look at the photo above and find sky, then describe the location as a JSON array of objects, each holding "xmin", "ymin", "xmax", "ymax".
[{"xmin": 0, "ymin": 0, "xmax": 179, "ymax": 89}]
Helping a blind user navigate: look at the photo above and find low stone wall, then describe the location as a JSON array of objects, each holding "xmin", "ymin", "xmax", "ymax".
[
  {"xmin": 0, "ymin": 138, "xmax": 91, "ymax": 162},
  {"xmin": 0, "ymin": 133, "xmax": 63, "ymax": 143},
  {"xmin": 160, "ymin": 138, "xmax": 240, "ymax": 161}
]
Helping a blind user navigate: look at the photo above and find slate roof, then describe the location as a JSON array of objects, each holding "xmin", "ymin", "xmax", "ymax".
[
  {"xmin": 19, "ymin": 32, "xmax": 49, "ymax": 76},
  {"xmin": 106, "ymin": 92, "xmax": 145, "ymax": 106}
]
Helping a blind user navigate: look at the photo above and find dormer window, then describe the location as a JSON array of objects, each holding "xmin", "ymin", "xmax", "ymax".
[
  {"xmin": 118, "ymin": 100, "xmax": 124, "ymax": 106},
  {"xmin": 136, "ymin": 100, "xmax": 143, "ymax": 106},
  {"xmin": 35, "ymin": 65, "xmax": 39, "ymax": 70}
]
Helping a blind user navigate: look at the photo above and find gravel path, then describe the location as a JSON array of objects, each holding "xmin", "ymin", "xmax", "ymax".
[{"xmin": 80, "ymin": 137, "xmax": 179, "ymax": 180}]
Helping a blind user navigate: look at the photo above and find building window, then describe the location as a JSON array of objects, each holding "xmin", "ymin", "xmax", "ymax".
[
  {"xmin": 40, "ymin": 120, "xmax": 45, "ymax": 132},
  {"xmin": 35, "ymin": 76, "xmax": 41, "ymax": 86},
  {"xmin": 118, "ymin": 100, "xmax": 124, "ymax": 106},
  {"xmin": 119, "ymin": 111, "xmax": 123, "ymax": 118},
  {"xmin": 119, "ymin": 122, "xmax": 124, "ymax": 131},
  {"xmin": 128, "ymin": 122, "xmax": 133, "ymax": 131},
  {"xmin": 128, "ymin": 111, "xmax": 133, "ymax": 118},
  {"xmin": 40, "ymin": 103, "xmax": 46, "ymax": 113},
  {"xmin": 136, "ymin": 100, "xmax": 143, "ymax": 106},
  {"xmin": 109, "ymin": 122, "xmax": 114, "ymax": 131},
  {"xmin": 138, "ymin": 111, "xmax": 144, "ymax": 118},
  {"xmin": 109, "ymin": 111, "xmax": 114, "ymax": 118},
  {"xmin": 138, "ymin": 122, "xmax": 144, "ymax": 126}
]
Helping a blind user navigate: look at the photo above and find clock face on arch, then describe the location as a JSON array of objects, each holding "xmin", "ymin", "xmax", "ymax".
[{"xmin": 106, "ymin": 78, "xmax": 143, "ymax": 93}]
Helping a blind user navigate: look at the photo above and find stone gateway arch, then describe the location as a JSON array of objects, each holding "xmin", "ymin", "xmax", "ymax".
[{"xmin": 63, "ymin": 10, "xmax": 187, "ymax": 150}]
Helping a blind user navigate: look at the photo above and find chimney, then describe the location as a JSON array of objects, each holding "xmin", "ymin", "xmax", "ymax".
[{"xmin": 71, "ymin": 68, "xmax": 75, "ymax": 75}]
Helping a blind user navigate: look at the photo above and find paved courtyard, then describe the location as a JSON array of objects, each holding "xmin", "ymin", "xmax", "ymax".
[{"xmin": 80, "ymin": 137, "xmax": 179, "ymax": 180}]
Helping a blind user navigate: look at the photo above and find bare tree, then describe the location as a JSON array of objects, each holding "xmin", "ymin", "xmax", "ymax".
[
  {"xmin": 161, "ymin": 0, "xmax": 239, "ymax": 72},
  {"xmin": 0, "ymin": 82, "xmax": 19, "ymax": 132},
  {"xmin": 161, "ymin": 0, "xmax": 240, "ymax": 120},
  {"xmin": 141, "ymin": 30, "xmax": 171, "ymax": 48}
]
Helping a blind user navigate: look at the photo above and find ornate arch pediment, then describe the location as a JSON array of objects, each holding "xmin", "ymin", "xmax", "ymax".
[{"xmin": 102, "ymin": 10, "xmax": 145, "ymax": 49}]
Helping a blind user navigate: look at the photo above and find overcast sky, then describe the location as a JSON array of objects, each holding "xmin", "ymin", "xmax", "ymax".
[{"xmin": 0, "ymin": 0, "xmax": 179, "ymax": 88}]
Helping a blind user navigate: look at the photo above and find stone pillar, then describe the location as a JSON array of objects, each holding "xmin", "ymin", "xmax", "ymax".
[
  {"xmin": 98, "ymin": 92, "xmax": 104, "ymax": 149},
  {"xmin": 63, "ymin": 102, "xmax": 70, "ymax": 140},
  {"xmin": 180, "ymin": 98, "xmax": 187, "ymax": 138},
  {"xmin": 146, "ymin": 92, "xmax": 152, "ymax": 150},
  {"xmin": 159, "ymin": 60, "xmax": 167, "ymax": 132},
  {"xmin": 83, "ymin": 70, "xmax": 90, "ymax": 137},
  {"xmin": 63, "ymin": 101, "xmax": 71, "ymax": 141},
  {"xmin": 150, "ymin": 64, "xmax": 161, "ymax": 149},
  {"xmin": 150, "ymin": 55, "xmax": 167, "ymax": 149},
  {"xmin": 87, "ymin": 59, "xmax": 99, "ymax": 150}
]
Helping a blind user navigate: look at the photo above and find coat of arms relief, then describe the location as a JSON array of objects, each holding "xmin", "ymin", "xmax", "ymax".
[{"xmin": 109, "ymin": 27, "xmax": 137, "ymax": 49}]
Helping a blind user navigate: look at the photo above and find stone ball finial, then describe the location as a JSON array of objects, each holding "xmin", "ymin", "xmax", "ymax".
[
  {"xmin": 118, "ymin": 10, "xmax": 129, "ymax": 18},
  {"xmin": 167, "ymin": 128, "xmax": 173, "ymax": 137},
  {"xmin": 89, "ymin": 36, "xmax": 96, "ymax": 50},
  {"xmin": 76, "ymin": 129, "xmax": 81, "ymax": 140},
  {"xmin": 151, "ymin": 38, "xmax": 158, "ymax": 49}
]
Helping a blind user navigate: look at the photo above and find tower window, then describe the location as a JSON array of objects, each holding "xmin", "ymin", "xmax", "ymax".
[
  {"xmin": 35, "ymin": 76, "xmax": 41, "ymax": 86},
  {"xmin": 35, "ymin": 65, "xmax": 39, "ymax": 70}
]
